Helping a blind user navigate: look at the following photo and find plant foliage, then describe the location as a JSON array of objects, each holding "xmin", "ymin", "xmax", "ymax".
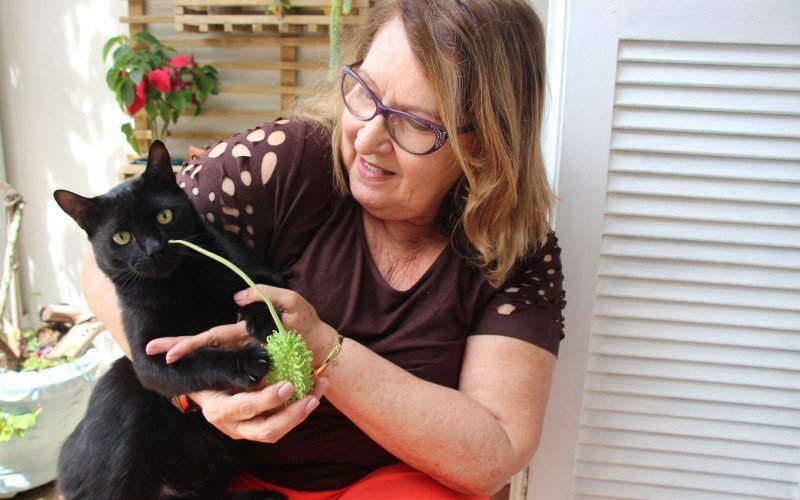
[
  {"xmin": 103, "ymin": 31, "xmax": 220, "ymax": 153},
  {"xmin": 0, "ymin": 409, "xmax": 41, "ymax": 442}
]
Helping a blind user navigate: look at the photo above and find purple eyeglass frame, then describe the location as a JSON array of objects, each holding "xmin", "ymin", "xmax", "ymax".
[{"xmin": 341, "ymin": 62, "xmax": 474, "ymax": 155}]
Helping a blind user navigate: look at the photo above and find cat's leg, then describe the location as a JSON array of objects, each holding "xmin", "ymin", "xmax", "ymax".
[
  {"xmin": 135, "ymin": 343, "xmax": 270, "ymax": 395},
  {"xmin": 236, "ymin": 302, "xmax": 278, "ymax": 342}
]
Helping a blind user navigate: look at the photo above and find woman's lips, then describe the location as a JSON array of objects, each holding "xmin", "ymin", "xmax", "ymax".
[{"xmin": 357, "ymin": 156, "xmax": 396, "ymax": 181}]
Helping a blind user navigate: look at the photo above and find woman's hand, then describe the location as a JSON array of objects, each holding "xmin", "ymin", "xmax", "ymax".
[
  {"xmin": 233, "ymin": 285, "xmax": 340, "ymax": 368},
  {"xmin": 145, "ymin": 320, "xmax": 331, "ymax": 442},
  {"xmin": 189, "ymin": 378, "xmax": 330, "ymax": 442}
]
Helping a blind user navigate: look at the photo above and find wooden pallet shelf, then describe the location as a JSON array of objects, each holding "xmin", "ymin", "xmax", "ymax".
[
  {"xmin": 174, "ymin": 0, "xmax": 368, "ymax": 34},
  {"xmin": 118, "ymin": 0, "xmax": 369, "ymax": 175}
]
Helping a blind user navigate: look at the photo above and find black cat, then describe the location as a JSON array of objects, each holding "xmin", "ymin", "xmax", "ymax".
[{"xmin": 54, "ymin": 141, "xmax": 285, "ymax": 500}]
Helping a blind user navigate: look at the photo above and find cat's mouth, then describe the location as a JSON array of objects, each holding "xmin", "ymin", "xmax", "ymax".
[{"xmin": 132, "ymin": 258, "xmax": 180, "ymax": 279}]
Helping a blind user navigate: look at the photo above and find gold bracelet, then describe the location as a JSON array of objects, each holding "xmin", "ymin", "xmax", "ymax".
[{"xmin": 314, "ymin": 333, "xmax": 344, "ymax": 377}]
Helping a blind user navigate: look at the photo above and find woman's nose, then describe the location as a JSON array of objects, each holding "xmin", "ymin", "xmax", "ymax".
[{"xmin": 355, "ymin": 114, "xmax": 393, "ymax": 155}]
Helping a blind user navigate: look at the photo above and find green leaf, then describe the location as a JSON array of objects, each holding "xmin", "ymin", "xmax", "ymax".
[
  {"xmin": 130, "ymin": 67, "xmax": 144, "ymax": 84},
  {"xmin": 0, "ymin": 409, "xmax": 41, "ymax": 442},
  {"xmin": 121, "ymin": 123, "xmax": 140, "ymax": 154},
  {"xmin": 169, "ymin": 91, "xmax": 186, "ymax": 116},
  {"xmin": 112, "ymin": 44, "xmax": 133, "ymax": 64},
  {"xmin": 197, "ymin": 76, "xmax": 214, "ymax": 96},
  {"xmin": 120, "ymin": 79, "xmax": 135, "ymax": 106},
  {"xmin": 106, "ymin": 67, "xmax": 120, "ymax": 91},
  {"xmin": 133, "ymin": 31, "xmax": 160, "ymax": 46},
  {"xmin": 102, "ymin": 35, "xmax": 126, "ymax": 62}
]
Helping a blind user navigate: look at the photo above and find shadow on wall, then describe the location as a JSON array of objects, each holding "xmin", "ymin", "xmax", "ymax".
[{"xmin": 0, "ymin": 0, "xmax": 128, "ymax": 314}]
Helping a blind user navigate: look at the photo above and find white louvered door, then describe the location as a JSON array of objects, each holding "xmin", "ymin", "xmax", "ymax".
[{"xmin": 528, "ymin": 1, "xmax": 800, "ymax": 499}]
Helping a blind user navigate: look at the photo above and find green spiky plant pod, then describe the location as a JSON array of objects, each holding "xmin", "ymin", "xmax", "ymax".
[
  {"xmin": 264, "ymin": 330, "xmax": 314, "ymax": 402},
  {"xmin": 169, "ymin": 240, "xmax": 315, "ymax": 402}
]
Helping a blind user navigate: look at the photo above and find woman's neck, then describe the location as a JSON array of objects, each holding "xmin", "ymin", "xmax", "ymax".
[
  {"xmin": 362, "ymin": 210, "xmax": 449, "ymax": 291},
  {"xmin": 362, "ymin": 210, "xmax": 445, "ymax": 254}
]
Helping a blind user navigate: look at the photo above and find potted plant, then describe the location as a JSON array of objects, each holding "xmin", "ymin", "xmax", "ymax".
[
  {"xmin": 0, "ymin": 183, "xmax": 107, "ymax": 498},
  {"xmin": 103, "ymin": 31, "xmax": 220, "ymax": 160}
]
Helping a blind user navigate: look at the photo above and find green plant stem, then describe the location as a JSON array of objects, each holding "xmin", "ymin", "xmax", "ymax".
[{"xmin": 168, "ymin": 240, "xmax": 286, "ymax": 335}]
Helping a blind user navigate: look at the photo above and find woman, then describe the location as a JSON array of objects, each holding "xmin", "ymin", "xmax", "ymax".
[{"xmin": 82, "ymin": 0, "xmax": 565, "ymax": 497}]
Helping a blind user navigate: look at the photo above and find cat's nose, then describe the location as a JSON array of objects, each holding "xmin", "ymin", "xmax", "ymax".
[{"xmin": 142, "ymin": 239, "xmax": 164, "ymax": 258}]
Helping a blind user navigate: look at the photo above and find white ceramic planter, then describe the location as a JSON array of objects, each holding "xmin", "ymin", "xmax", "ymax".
[{"xmin": 0, "ymin": 347, "xmax": 102, "ymax": 498}]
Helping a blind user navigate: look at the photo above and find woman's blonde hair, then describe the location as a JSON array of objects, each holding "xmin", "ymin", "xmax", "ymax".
[{"xmin": 295, "ymin": 0, "xmax": 554, "ymax": 287}]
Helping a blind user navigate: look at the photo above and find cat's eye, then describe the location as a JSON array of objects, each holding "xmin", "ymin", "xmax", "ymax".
[
  {"xmin": 156, "ymin": 209, "xmax": 173, "ymax": 225},
  {"xmin": 112, "ymin": 231, "xmax": 131, "ymax": 245}
]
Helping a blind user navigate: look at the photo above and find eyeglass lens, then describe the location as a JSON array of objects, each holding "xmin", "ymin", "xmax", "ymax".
[{"xmin": 341, "ymin": 71, "xmax": 439, "ymax": 155}]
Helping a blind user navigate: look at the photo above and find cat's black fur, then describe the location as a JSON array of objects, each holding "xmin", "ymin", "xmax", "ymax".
[{"xmin": 54, "ymin": 141, "xmax": 285, "ymax": 500}]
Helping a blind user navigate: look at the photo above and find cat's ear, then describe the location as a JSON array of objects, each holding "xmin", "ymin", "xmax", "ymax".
[
  {"xmin": 53, "ymin": 190, "xmax": 101, "ymax": 232},
  {"xmin": 142, "ymin": 140, "xmax": 176, "ymax": 188}
]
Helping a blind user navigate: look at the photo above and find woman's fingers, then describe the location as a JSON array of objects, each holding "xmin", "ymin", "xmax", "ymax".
[
  {"xmin": 231, "ymin": 377, "xmax": 331, "ymax": 443},
  {"xmin": 234, "ymin": 284, "xmax": 300, "ymax": 309},
  {"xmin": 154, "ymin": 322, "xmax": 254, "ymax": 363},
  {"xmin": 193, "ymin": 377, "xmax": 330, "ymax": 441},
  {"xmin": 145, "ymin": 336, "xmax": 192, "ymax": 355}
]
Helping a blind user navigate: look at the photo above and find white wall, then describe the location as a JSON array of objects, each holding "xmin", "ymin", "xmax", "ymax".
[{"xmin": 0, "ymin": 0, "xmax": 128, "ymax": 313}]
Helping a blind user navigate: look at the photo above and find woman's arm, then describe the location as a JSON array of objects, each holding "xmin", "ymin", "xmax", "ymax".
[
  {"xmin": 81, "ymin": 247, "xmax": 131, "ymax": 358},
  {"xmin": 212, "ymin": 286, "xmax": 556, "ymax": 496},
  {"xmin": 324, "ymin": 334, "xmax": 554, "ymax": 495}
]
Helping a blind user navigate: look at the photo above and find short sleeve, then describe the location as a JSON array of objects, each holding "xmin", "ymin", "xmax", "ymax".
[
  {"xmin": 471, "ymin": 233, "xmax": 566, "ymax": 356},
  {"xmin": 177, "ymin": 118, "xmax": 335, "ymax": 271}
]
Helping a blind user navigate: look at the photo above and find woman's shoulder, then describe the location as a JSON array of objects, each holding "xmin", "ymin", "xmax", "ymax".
[
  {"xmin": 468, "ymin": 232, "xmax": 566, "ymax": 356},
  {"xmin": 178, "ymin": 117, "xmax": 337, "ymax": 259}
]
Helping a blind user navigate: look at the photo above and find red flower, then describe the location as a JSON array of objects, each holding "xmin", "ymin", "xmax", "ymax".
[
  {"xmin": 169, "ymin": 54, "xmax": 193, "ymax": 69},
  {"xmin": 127, "ymin": 78, "xmax": 147, "ymax": 116},
  {"xmin": 169, "ymin": 66, "xmax": 186, "ymax": 91},
  {"xmin": 147, "ymin": 67, "xmax": 172, "ymax": 93}
]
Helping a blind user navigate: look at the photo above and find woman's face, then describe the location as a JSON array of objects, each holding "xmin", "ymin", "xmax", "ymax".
[{"xmin": 340, "ymin": 17, "xmax": 464, "ymax": 227}]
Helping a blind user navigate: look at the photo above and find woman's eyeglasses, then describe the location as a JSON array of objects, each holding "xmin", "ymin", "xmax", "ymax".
[{"xmin": 340, "ymin": 62, "xmax": 473, "ymax": 155}]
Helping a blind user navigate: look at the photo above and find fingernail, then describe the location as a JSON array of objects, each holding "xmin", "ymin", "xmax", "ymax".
[
  {"xmin": 317, "ymin": 378, "xmax": 330, "ymax": 393},
  {"xmin": 165, "ymin": 352, "xmax": 176, "ymax": 364},
  {"xmin": 278, "ymin": 382, "xmax": 294, "ymax": 399},
  {"xmin": 145, "ymin": 341, "xmax": 159, "ymax": 354},
  {"xmin": 233, "ymin": 290, "xmax": 247, "ymax": 302},
  {"xmin": 305, "ymin": 398, "xmax": 320, "ymax": 415}
]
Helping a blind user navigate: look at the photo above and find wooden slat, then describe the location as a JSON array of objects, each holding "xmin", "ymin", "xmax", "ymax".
[
  {"xmin": 615, "ymin": 84, "xmax": 800, "ymax": 115},
  {"xmin": 616, "ymin": 61, "xmax": 800, "ymax": 91},
  {"xmin": 210, "ymin": 60, "xmax": 323, "ymax": 70},
  {"xmin": 603, "ymin": 214, "xmax": 800, "ymax": 249},
  {"xmin": 618, "ymin": 40, "xmax": 800, "ymax": 68},
  {"xmin": 611, "ymin": 129, "xmax": 800, "ymax": 162},
  {"xmin": 605, "ymin": 193, "xmax": 800, "ymax": 227},
  {"xmin": 582, "ymin": 390, "xmax": 800, "ymax": 428},
  {"xmin": 121, "ymin": 15, "xmax": 174, "ymax": 23},
  {"xmin": 180, "ymin": 107, "xmax": 283, "ymax": 117},
  {"xmin": 609, "ymin": 150, "xmax": 800, "ymax": 183},
  {"xmin": 218, "ymin": 84, "xmax": 302, "ymax": 94},
  {"xmin": 176, "ymin": 14, "xmax": 363, "ymax": 26},
  {"xmin": 174, "ymin": 0, "xmax": 368, "ymax": 7},
  {"xmin": 161, "ymin": 36, "xmax": 328, "ymax": 47},
  {"xmin": 613, "ymin": 107, "xmax": 800, "ymax": 139},
  {"xmin": 582, "ymin": 428, "xmax": 800, "ymax": 466}
]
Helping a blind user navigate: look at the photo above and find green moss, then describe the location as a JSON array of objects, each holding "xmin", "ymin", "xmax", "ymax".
[{"xmin": 264, "ymin": 330, "xmax": 314, "ymax": 403}]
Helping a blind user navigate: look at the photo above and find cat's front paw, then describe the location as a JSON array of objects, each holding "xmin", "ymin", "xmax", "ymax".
[
  {"xmin": 234, "ymin": 344, "xmax": 271, "ymax": 386},
  {"xmin": 237, "ymin": 302, "xmax": 278, "ymax": 342}
]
